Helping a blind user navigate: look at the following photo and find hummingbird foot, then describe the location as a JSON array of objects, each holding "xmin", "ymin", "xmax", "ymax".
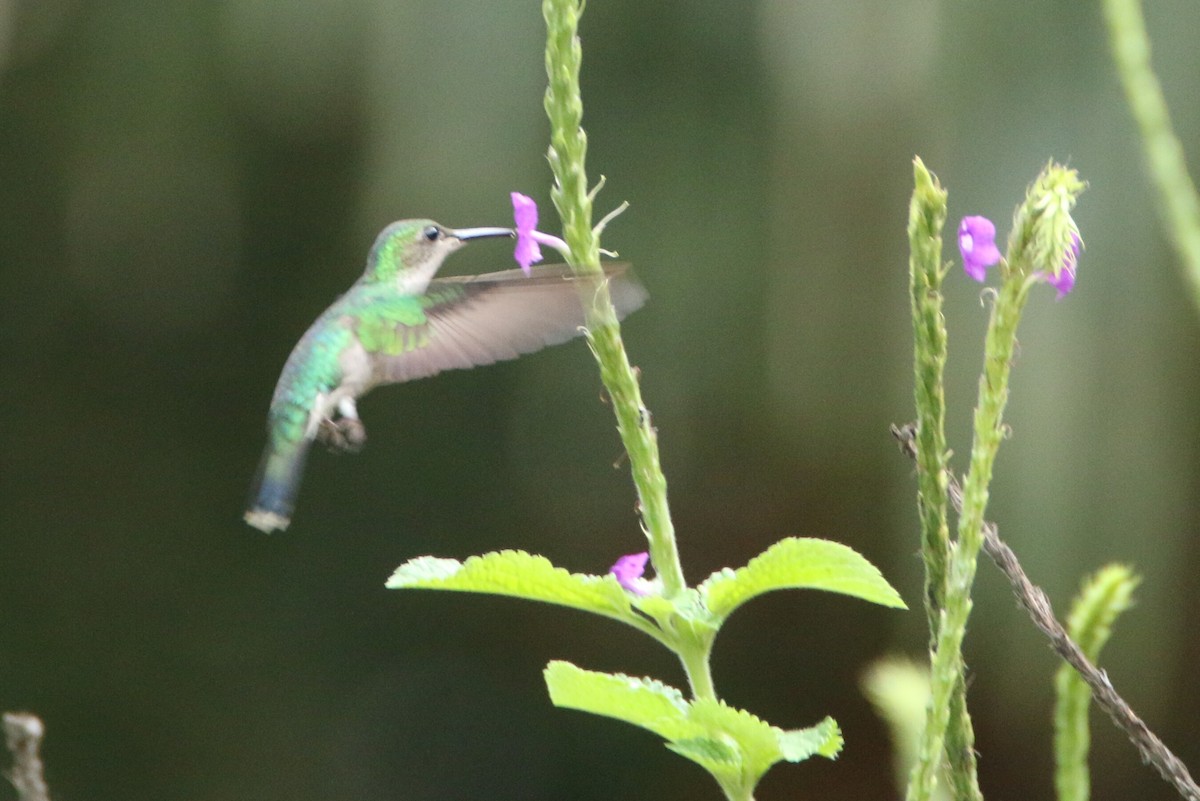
[{"xmin": 317, "ymin": 416, "xmax": 368, "ymax": 454}]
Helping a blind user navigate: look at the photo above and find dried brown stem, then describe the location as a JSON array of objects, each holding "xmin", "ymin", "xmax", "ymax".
[
  {"xmin": 891, "ymin": 423, "xmax": 1200, "ymax": 801},
  {"xmin": 4, "ymin": 712, "xmax": 51, "ymax": 801}
]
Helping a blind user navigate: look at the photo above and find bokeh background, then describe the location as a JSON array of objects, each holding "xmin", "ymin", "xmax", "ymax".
[{"xmin": 2, "ymin": 1, "xmax": 1198, "ymax": 799}]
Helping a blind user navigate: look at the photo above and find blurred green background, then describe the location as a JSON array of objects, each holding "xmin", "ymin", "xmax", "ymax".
[{"xmin": 1, "ymin": 1, "xmax": 1198, "ymax": 799}]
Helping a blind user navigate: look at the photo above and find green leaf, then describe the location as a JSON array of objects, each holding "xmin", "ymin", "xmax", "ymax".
[
  {"xmin": 687, "ymin": 698, "xmax": 782, "ymax": 776},
  {"xmin": 544, "ymin": 661, "xmax": 697, "ymax": 742},
  {"xmin": 387, "ymin": 550, "xmax": 639, "ymax": 625},
  {"xmin": 861, "ymin": 657, "xmax": 940, "ymax": 796},
  {"xmin": 545, "ymin": 662, "xmax": 841, "ymax": 794},
  {"xmin": 667, "ymin": 736, "xmax": 738, "ymax": 767},
  {"xmin": 628, "ymin": 592, "xmax": 678, "ymax": 624},
  {"xmin": 699, "ymin": 537, "xmax": 907, "ymax": 620},
  {"xmin": 666, "ymin": 737, "xmax": 742, "ymax": 786},
  {"xmin": 778, "ymin": 716, "xmax": 843, "ymax": 761}
]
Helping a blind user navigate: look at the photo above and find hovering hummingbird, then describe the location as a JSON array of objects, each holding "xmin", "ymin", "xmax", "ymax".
[{"xmin": 244, "ymin": 219, "xmax": 647, "ymax": 533}]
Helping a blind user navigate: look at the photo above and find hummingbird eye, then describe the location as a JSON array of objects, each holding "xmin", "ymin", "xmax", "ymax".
[{"xmin": 422, "ymin": 226, "xmax": 441, "ymax": 242}]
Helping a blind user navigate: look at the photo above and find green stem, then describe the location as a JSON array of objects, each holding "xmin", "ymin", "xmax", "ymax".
[
  {"xmin": 541, "ymin": 0, "xmax": 686, "ymax": 598},
  {"xmin": 907, "ymin": 159, "xmax": 983, "ymax": 801},
  {"xmin": 677, "ymin": 640, "xmax": 717, "ymax": 701},
  {"xmin": 715, "ymin": 779, "xmax": 752, "ymax": 801},
  {"xmin": 1054, "ymin": 565, "xmax": 1140, "ymax": 801},
  {"xmin": 907, "ymin": 158, "xmax": 952, "ymax": 679},
  {"xmin": 943, "ymin": 682, "xmax": 981, "ymax": 801},
  {"xmin": 1102, "ymin": 0, "xmax": 1200, "ymax": 315},
  {"xmin": 907, "ymin": 275, "xmax": 1032, "ymax": 801}
]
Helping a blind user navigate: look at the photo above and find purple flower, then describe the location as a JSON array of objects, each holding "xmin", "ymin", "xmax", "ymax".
[
  {"xmin": 958, "ymin": 216, "xmax": 1002, "ymax": 282},
  {"xmin": 511, "ymin": 192, "xmax": 543, "ymax": 273},
  {"xmin": 511, "ymin": 192, "xmax": 570, "ymax": 275},
  {"xmin": 1045, "ymin": 233, "xmax": 1081, "ymax": 299},
  {"xmin": 610, "ymin": 551, "xmax": 654, "ymax": 596}
]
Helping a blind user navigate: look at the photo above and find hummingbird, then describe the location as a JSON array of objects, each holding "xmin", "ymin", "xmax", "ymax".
[{"xmin": 244, "ymin": 219, "xmax": 647, "ymax": 533}]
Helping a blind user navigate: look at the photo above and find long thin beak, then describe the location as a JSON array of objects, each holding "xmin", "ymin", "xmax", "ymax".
[{"xmin": 453, "ymin": 226, "xmax": 515, "ymax": 241}]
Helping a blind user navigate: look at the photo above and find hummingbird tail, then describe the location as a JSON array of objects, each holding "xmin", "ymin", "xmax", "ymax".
[{"xmin": 244, "ymin": 438, "xmax": 311, "ymax": 533}]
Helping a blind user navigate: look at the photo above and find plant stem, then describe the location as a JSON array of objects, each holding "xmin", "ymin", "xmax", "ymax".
[
  {"xmin": 907, "ymin": 159, "xmax": 952, "ymax": 673},
  {"xmin": 541, "ymin": 0, "xmax": 686, "ymax": 598},
  {"xmin": 906, "ymin": 273, "xmax": 1031, "ymax": 801},
  {"xmin": 893, "ymin": 422, "xmax": 1200, "ymax": 801},
  {"xmin": 1102, "ymin": 0, "xmax": 1200, "ymax": 316},
  {"xmin": 906, "ymin": 159, "xmax": 983, "ymax": 801},
  {"xmin": 1054, "ymin": 566, "xmax": 1139, "ymax": 801},
  {"xmin": 677, "ymin": 640, "xmax": 717, "ymax": 701}
]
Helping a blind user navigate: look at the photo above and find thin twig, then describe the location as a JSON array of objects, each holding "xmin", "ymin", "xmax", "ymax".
[
  {"xmin": 891, "ymin": 423, "xmax": 1200, "ymax": 801},
  {"xmin": 4, "ymin": 712, "xmax": 51, "ymax": 801}
]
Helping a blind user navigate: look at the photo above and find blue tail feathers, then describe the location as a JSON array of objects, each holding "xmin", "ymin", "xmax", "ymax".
[{"xmin": 244, "ymin": 438, "xmax": 310, "ymax": 533}]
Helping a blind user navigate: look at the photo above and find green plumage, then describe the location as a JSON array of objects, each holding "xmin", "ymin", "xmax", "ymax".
[
  {"xmin": 353, "ymin": 288, "xmax": 436, "ymax": 356},
  {"xmin": 245, "ymin": 219, "xmax": 646, "ymax": 533},
  {"xmin": 269, "ymin": 287, "xmax": 427, "ymax": 434},
  {"xmin": 267, "ymin": 305, "xmax": 356, "ymax": 442}
]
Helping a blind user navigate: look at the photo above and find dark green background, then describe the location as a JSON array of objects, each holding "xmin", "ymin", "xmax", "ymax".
[{"xmin": 2, "ymin": 1, "xmax": 1198, "ymax": 799}]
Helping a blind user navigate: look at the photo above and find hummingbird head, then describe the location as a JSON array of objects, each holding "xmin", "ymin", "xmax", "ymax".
[{"xmin": 363, "ymin": 219, "xmax": 513, "ymax": 292}]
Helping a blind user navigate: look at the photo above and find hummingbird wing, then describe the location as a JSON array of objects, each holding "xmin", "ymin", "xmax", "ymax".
[{"xmin": 368, "ymin": 263, "xmax": 646, "ymax": 384}]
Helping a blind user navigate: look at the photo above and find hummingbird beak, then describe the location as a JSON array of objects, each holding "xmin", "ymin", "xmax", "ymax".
[{"xmin": 452, "ymin": 226, "xmax": 515, "ymax": 242}]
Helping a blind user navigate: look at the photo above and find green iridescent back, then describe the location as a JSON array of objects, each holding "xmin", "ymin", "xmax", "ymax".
[{"xmin": 266, "ymin": 283, "xmax": 437, "ymax": 443}]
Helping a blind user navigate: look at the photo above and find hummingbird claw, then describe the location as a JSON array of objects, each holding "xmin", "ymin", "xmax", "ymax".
[{"xmin": 317, "ymin": 417, "xmax": 368, "ymax": 454}]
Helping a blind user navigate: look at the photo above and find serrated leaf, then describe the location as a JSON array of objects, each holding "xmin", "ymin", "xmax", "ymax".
[
  {"xmin": 667, "ymin": 737, "xmax": 738, "ymax": 765},
  {"xmin": 387, "ymin": 550, "xmax": 639, "ymax": 624},
  {"xmin": 666, "ymin": 737, "xmax": 742, "ymax": 784},
  {"xmin": 544, "ymin": 661, "xmax": 699, "ymax": 742},
  {"xmin": 629, "ymin": 592, "xmax": 677, "ymax": 623},
  {"xmin": 778, "ymin": 717, "xmax": 843, "ymax": 761},
  {"xmin": 687, "ymin": 698, "xmax": 784, "ymax": 777},
  {"xmin": 545, "ymin": 662, "xmax": 841, "ymax": 795},
  {"xmin": 699, "ymin": 537, "xmax": 907, "ymax": 620}
]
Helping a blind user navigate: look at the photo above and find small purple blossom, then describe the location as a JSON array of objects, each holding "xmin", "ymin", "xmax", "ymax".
[
  {"xmin": 511, "ymin": 192, "xmax": 543, "ymax": 273},
  {"xmin": 610, "ymin": 551, "xmax": 654, "ymax": 596},
  {"xmin": 958, "ymin": 216, "xmax": 1002, "ymax": 282},
  {"xmin": 511, "ymin": 192, "xmax": 570, "ymax": 275},
  {"xmin": 1045, "ymin": 233, "xmax": 1081, "ymax": 299}
]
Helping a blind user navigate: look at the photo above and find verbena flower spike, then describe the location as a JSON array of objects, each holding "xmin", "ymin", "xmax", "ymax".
[
  {"xmin": 390, "ymin": 5, "xmax": 907, "ymax": 801},
  {"xmin": 1044, "ymin": 232, "xmax": 1082, "ymax": 298}
]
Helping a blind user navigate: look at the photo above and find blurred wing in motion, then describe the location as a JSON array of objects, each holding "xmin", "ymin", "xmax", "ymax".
[{"xmin": 370, "ymin": 263, "xmax": 647, "ymax": 384}]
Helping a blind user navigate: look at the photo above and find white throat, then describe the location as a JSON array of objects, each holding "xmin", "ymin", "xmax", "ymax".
[{"xmin": 394, "ymin": 249, "xmax": 455, "ymax": 295}]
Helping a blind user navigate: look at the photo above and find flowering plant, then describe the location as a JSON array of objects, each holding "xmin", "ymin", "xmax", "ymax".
[
  {"xmin": 384, "ymin": 3, "xmax": 1200, "ymax": 801},
  {"xmin": 387, "ymin": 2, "xmax": 907, "ymax": 799}
]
